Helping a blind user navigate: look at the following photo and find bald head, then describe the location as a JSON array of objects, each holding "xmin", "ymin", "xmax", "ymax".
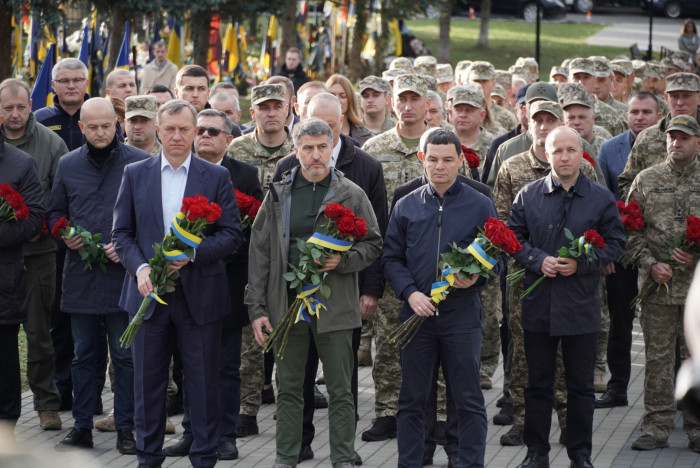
[
  {"xmin": 307, "ymin": 93, "xmax": 343, "ymax": 146},
  {"xmin": 79, "ymin": 98, "xmax": 117, "ymax": 149},
  {"xmin": 545, "ymin": 126, "xmax": 582, "ymax": 183},
  {"xmin": 105, "ymin": 69, "xmax": 137, "ymax": 100},
  {"xmin": 296, "ymin": 82, "xmax": 330, "ymax": 120}
]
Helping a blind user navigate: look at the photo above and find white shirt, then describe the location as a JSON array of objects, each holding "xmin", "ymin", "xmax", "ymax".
[{"xmin": 331, "ymin": 138, "xmax": 342, "ymax": 168}]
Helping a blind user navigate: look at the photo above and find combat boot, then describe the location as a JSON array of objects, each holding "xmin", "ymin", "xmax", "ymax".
[{"xmin": 361, "ymin": 416, "xmax": 397, "ymax": 441}]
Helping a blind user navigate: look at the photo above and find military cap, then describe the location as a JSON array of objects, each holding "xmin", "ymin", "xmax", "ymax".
[
  {"xmin": 590, "ymin": 56, "xmax": 613, "ymax": 78},
  {"xmin": 666, "ymin": 115, "xmax": 700, "ymax": 137},
  {"xmin": 516, "ymin": 57, "xmax": 539, "ymax": 79},
  {"xmin": 359, "ymin": 75, "xmax": 391, "ymax": 94},
  {"xmin": 251, "ymin": 84, "xmax": 286, "ymax": 105},
  {"xmin": 509, "ymin": 66, "xmax": 531, "ymax": 81},
  {"xmin": 437, "ymin": 64, "xmax": 454, "ymax": 84},
  {"xmin": 672, "ymin": 50, "xmax": 692, "ymax": 64},
  {"xmin": 495, "ymin": 70, "xmax": 512, "ymax": 89},
  {"xmin": 390, "ymin": 57, "xmax": 414, "ymax": 71},
  {"xmin": 568, "ymin": 58, "xmax": 596, "ymax": 76},
  {"xmin": 611, "ymin": 59, "xmax": 633, "ymax": 77},
  {"xmin": 447, "ymin": 84, "xmax": 484, "ymax": 108},
  {"xmin": 382, "ymin": 68, "xmax": 408, "ymax": 81},
  {"xmin": 491, "ymin": 84, "xmax": 507, "ymax": 100},
  {"xmin": 393, "ymin": 74, "xmax": 428, "ymax": 97},
  {"xmin": 469, "ymin": 61, "xmax": 496, "ymax": 81},
  {"xmin": 516, "ymin": 83, "xmax": 532, "ymax": 104},
  {"xmin": 632, "ymin": 60, "xmax": 648, "ymax": 78},
  {"xmin": 529, "ymin": 101, "xmax": 563, "ymax": 120},
  {"xmin": 455, "ymin": 61, "xmax": 473, "ymax": 75},
  {"xmin": 550, "ymin": 66, "xmax": 569, "ymax": 79},
  {"xmin": 647, "ymin": 62, "xmax": 666, "ymax": 79},
  {"xmin": 414, "ymin": 56, "xmax": 437, "ymax": 78},
  {"xmin": 557, "ymin": 82, "xmax": 592, "ymax": 108},
  {"xmin": 125, "ymin": 95, "xmax": 157, "ymax": 120},
  {"xmin": 420, "ymin": 74, "xmax": 439, "ymax": 92},
  {"xmin": 525, "ymin": 82, "xmax": 558, "ymax": 103},
  {"xmin": 665, "ymin": 72, "xmax": 700, "ymax": 93},
  {"xmin": 561, "ymin": 58, "xmax": 573, "ymax": 69}
]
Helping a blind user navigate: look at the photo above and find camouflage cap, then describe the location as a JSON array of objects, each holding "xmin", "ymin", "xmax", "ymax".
[
  {"xmin": 647, "ymin": 62, "xmax": 666, "ymax": 79},
  {"xmin": 665, "ymin": 72, "xmax": 700, "ymax": 93},
  {"xmin": 515, "ymin": 57, "xmax": 539, "ymax": 79},
  {"xmin": 495, "ymin": 70, "xmax": 512, "ymax": 89},
  {"xmin": 393, "ymin": 74, "xmax": 428, "ymax": 97},
  {"xmin": 611, "ymin": 59, "xmax": 633, "ymax": 77},
  {"xmin": 525, "ymin": 82, "xmax": 558, "ymax": 103},
  {"xmin": 491, "ymin": 84, "xmax": 507, "ymax": 100},
  {"xmin": 632, "ymin": 60, "xmax": 647, "ymax": 78},
  {"xmin": 469, "ymin": 61, "xmax": 496, "ymax": 81},
  {"xmin": 568, "ymin": 58, "xmax": 596, "ymax": 76},
  {"xmin": 251, "ymin": 84, "xmax": 286, "ymax": 105},
  {"xmin": 390, "ymin": 57, "xmax": 414, "ymax": 71},
  {"xmin": 557, "ymin": 82, "xmax": 592, "ymax": 108},
  {"xmin": 414, "ymin": 56, "xmax": 437, "ymax": 78},
  {"xmin": 666, "ymin": 115, "xmax": 700, "ymax": 137},
  {"xmin": 359, "ymin": 75, "xmax": 391, "ymax": 94},
  {"xmin": 382, "ymin": 68, "xmax": 408, "ymax": 81},
  {"xmin": 437, "ymin": 64, "xmax": 454, "ymax": 84},
  {"xmin": 561, "ymin": 58, "xmax": 573, "ymax": 69},
  {"xmin": 550, "ymin": 66, "xmax": 569, "ymax": 79},
  {"xmin": 125, "ymin": 95, "xmax": 157, "ymax": 120},
  {"xmin": 420, "ymin": 74, "xmax": 439, "ymax": 92},
  {"xmin": 672, "ymin": 50, "xmax": 692, "ymax": 64},
  {"xmin": 455, "ymin": 60, "xmax": 473, "ymax": 75},
  {"xmin": 529, "ymin": 101, "xmax": 563, "ymax": 120},
  {"xmin": 509, "ymin": 65, "xmax": 531, "ymax": 81},
  {"xmin": 447, "ymin": 84, "xmax": 484, "ymax": 108},
  {"xmin": 590, "ymin": 56, "xmax": 613, "ymax": 78}
]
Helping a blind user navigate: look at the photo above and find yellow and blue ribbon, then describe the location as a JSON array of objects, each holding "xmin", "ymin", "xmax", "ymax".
[
  {"xmin": 467, "ymin": 238, "xmax": 497, "ymax": 271},
  {"xmin": 149, "ymin": 292, "xmax": 167, "ymax": 305},
  {"xmin": 577, "ymin": 237, "xmax": 591, "ymax": 256},
  {"xmin": 430, "ymin": 264, "xmax": 458, "ymax": 304},
  {"xmin": 64, "ymin": 226, "xmax": 76, "ymax": 239},
  {"xmin": 653, "ymin": 282, "xmax": 670, "ymax": 295},
  {"xmin": 294, "ymin": 276, "xmax": 328, "ymax": 323},
  {"xmin": 307, "ymin": 232, "xmax": 354, "ymax": 251},
  {"xmin": 163, "ymin": 213, "xmax": 203, "ymax": 261}
]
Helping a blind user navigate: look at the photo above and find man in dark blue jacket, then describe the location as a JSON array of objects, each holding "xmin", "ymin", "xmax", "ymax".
[
  {"xmin": 47, "ymin": 98, "xmax": 150, "ymax": 454},
  {"xmin": 508, "ymin": 127, "xmax": 625, "ymax": 468},
  {"xmin": 383, "ymin": 128, "xmax": 506, "ymax": 468}
]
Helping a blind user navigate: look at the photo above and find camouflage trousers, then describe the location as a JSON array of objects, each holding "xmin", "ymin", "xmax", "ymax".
[
  {"xmin": 437, "ymin": 369, "xmax": 447, "ymax": 421},
  {"xmin": 509, "ymin": 273, "xmax": 567, "ymax": 427},
  {"xmin": 359, "ymin": 319, "xmax": 374, "ymax": 353},
  {"xmin": 481, "ymin": 278, "xmax": 502, "ymax": 378},
  {"xmin": 595, "ymin": 280, "xmax": 610, "ymax": 376},
  {"xmin": 639, "ymin": 303, "xmax": 700, "ymax": 441},
  {"xmin": 239, "ymin": 323, "xmax": 265, "ymax": 417},
  {"xmin": 372, "ymin": 285, "xmax": 402, "ymax": 418}
]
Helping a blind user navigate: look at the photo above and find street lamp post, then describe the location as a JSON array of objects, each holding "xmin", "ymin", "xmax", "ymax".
[
  {"xmin": 647, "ymin": 0, "xmax": 653, "ymax": 60},
  {"xmin": 536, "ymin": 0, "xmax": 541, "ymax": 66}
]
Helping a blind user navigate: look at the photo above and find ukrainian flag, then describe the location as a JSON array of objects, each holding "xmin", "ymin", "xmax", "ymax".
[
  {"xmin": 260, "ymin": 15, "xmax": 277, "ymax": 79},
  {"xmin": 31, "ymin": 43, "xmax": 55, "ymax": 111},
  {"xmin": 115, "ymin": 21, "xmax": 130, "ymax": 70},
  {"xmin": 78, "ymin": 23, "xmax": 90, "ymax": 68},
  {"xmin": 222, "ymin": 22, "xmax": 238, "ymax": 74},
  {"xmin": 11, "ymin": 15, "xmax": 22, "ymax": 75},
  {"xmin": 167, "ymin": 19, "xmax": 183, "ymax": 69}
]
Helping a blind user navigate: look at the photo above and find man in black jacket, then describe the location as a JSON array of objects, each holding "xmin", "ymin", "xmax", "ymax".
[
  {"xmin": 165, "ymin": 109, "xmax": 263, "ymax": 461},
  {"xmin": 273, "ymin": 92, "xmax": 388, "ymax": 465},
  {"xmin": 275, "ymin": 48, "xmax": 312, "ymax": 94},
  {"xmin": 0, "ymin": 124, "xmax": 45, "ymax": 439}
]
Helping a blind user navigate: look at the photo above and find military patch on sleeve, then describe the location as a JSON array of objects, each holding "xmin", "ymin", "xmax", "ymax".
[{"xmin": 47, "ymin": 125, "xmax": 61, "ymax": 131}]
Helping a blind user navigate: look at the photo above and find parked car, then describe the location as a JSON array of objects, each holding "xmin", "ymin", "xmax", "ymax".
[
  {"xmin": 453, "ymin": 0, "xmax": 567, "ymax": 22},
  {"xmin": 642, "ymin": 0, "xmax": 700, "ymax": 19},
  {"xmin": 564, "ymin": 0, "xmax": 621, "ymax": 13}
]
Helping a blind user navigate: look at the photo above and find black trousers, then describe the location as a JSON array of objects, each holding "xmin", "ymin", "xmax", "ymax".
[
  {"xmin": 605, "ymin": 264, "xmax": 639, "ymax": 394},
  {"xmin": 524, "ymin": 330, "xmax": 597, "ymax": 459},
  {"xmin": 423, "ymin": 345, "xmax": 459, "ymax": 458},
  {"xmin": 0, "ymin": 324, "xmax": 21, "ymax": 425},
  {"xmin": 301, "ymin": 326, "xmax": 360, "ymax": 447}
]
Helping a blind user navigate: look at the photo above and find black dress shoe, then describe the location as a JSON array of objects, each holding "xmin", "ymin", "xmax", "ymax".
[
  {"xmin": 569, "ymin": 454, "xmax": 594, "ymax": 468},
  {"xmin": 236, "ymin": 414, "xmax": 259, "ymax": 437},
  {"xmin": 447, "ymin": 452, "xmax": 459, "ymax": 468},
  {"xmin": 136, "ymin": 464, "xmax": 161, "ymax": 468},
  {"xmin": 163, "ymin": 437, "xmax": 193, "ymax": 457},
  {"xmin": 595, "ymin": 389, "xmax": 628, "ymax": 409},
  {"xmin": 166, "ymin": 394, "xmax": 185, "ymax": 417},
  {"xmin": 516, "ymin": 451, "xmax": 549, "ymax": 468},
  {"xmin": 217, "ymin": 441, "xmax": 238, "ymax": 460},
  {"xmin": 117, "ymin": 428, "xmax": 136, "ymax": 454},
  {"xmin": 298, "ymin": 445, "xmax": 314, "ymax": 463},
  {"xmin": 355, "ymin": 450, "xmax": 362, "ymax": 465},
  {"xmin": 314, "ymin": 386, "xmax": 328, "ymax": 409},
  {"xmin": 59, "ymin": 393, "xmax": 73, "ymax": 412},
  {"xmin": 422, "ymin": 453, "xmax": 433, "ymax": 466},
  {"xmin": 261, "ymin": 386, "xmax": 276, "ymax": 404},
  {"xmin": 55, "ymin": 427, "xmax": 93, "ymax": 450},
  {"xmin": 94, "ymin": 396, "xmax": 103, "ymax": 416}
]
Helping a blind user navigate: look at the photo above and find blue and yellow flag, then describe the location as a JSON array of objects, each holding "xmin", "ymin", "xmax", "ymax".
[
  {"xmin": 260, "ymin": 15, "xmax": 277, "ymax": 79},
  {"xmin": 78, "ymin": 23, "xmax": 90, "ymax": 69},
  {"xmin": 115, "ymin": 21, "xmax": 130, "ymax": 70},
  {"xmin": 31, "ymin": 43, "xmax": 55, "ymax": 111},
  {"xmin": 11, "ymin": 15, "xmax": 22, "ymax": 75},
  {"xmin": 167, "ymin": 18, "xmax": 183, "ymax": 69},
  {"xmin": 221, "ymin": 22, "xmax": 239, "ymax": 74},
  {"xmin": 29, "ymin": 17, "xmax": 40, "ymax": 76}
]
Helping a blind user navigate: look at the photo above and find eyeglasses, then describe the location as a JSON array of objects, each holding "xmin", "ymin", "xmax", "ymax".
[
  {"xmin": 197, "ymin": 126, "xmax": 229, "ymax": 137},
  {"xmin": 53, "ymin": 78, "xmax": 87, "ymax": 85}
]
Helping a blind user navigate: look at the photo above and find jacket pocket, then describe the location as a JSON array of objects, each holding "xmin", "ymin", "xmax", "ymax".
[{"xmin": 199, "ymin": 261, "xmax": 226, "ymax": 277}]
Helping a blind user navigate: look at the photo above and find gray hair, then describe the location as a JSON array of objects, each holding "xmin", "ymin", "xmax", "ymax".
[
  {"xmin": 292, "ymin": 118, "xmax": 333, "ymax": 148},
  {"xmin": 197, "ymin": 109, "xmax": 234, "ymax": 135},
  {"xmin": 157, "ymin": 99, "xmax": 197, "ymax": 127},
  {"xmin": 307, "ymin": 92, "xmax": 342, "ymax": 117},
  {"xmin": 210, "ymin": 82, "xmax": 239, "ymax": 97},
  {"xmin": 427, "ymin": 90, "xmax": 443, "ymax": 109},
  {"xmin": 52, "ymin": 58, "xmax": 88, "ymax": 81},
  {"xmin": 209, "ymin": 91, "xmax": 240, "ymax": 112}
]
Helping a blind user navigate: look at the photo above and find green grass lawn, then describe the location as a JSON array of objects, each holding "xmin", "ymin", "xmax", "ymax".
[{"xmin": 405, "ymin": 18, "xmax": 633, "ymax": 77}]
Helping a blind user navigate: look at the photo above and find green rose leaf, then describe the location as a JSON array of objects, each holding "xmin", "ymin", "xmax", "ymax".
[
  {"xmin": 320, "ymin": 284, "xmax": 331, "ymax": 298},
  {"xmin": 283, "ymin": 272, "xmax": 297, "ymax": 282}
]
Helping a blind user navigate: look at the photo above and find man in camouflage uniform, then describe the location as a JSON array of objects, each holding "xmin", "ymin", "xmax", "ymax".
[
  {"xmin": 516, "ymin": 57, "xmax": 540, "ymax": 81},
  {"xmin": 612, "ymin": 59, "xmax": 635, "ymax": 102},
  {"xmin": 550, "ymin": 66, "xmax": 569, "ymax": 84},
  {"xmin": 124, "ymin": 96, "xmax": 162, "ymax": 156},
  {"xmin": 495, "ymin": 70, "xmax": 514, "ymax": 112},
  {"xmin": 493, "ymin": 101, "xmax": 600, "ymax": 446},
  {"xmin": 437, "ymin": 64, "xmax": 455, "ymax": 94},
  {"xmin": 390, "ymin": 57, "xmax": 414, "ymax": 72},
  {"xmin": 626, "ymin": 115, "xmax": 700, "ymax": 451},
  {"xmin": 359, "ymin": 76, "xmax": 397, "ymax": 136},
  {"xmin": 590, "ymin": 56, "xmax": 628, "ymax": 117},
  {"xmin": 618, "ymin": 73, "xmax": 700, "ymax": 200},
  {"xmin": 226, "ymin": 84, "xmax": 295, "ymax": 436},
  {"xmin": 569, "ymin": 58, "xmax": 629, "ymax": 137},
  {"xmin": 360, "ymin": 74, "xmax": 431, "ymax": 442},
  {"xmin": 468, "ymin": 61, "xmax": 519, "ymax": 132},
  {"xmin": 491, "ymin": 84, "xmax": 508, "ymax": 109},
  {"xmin": 646, "ymin": 63, "xmax": 671, "ymax": 116},
  {"xmin": 421, "ymin": 75, "xmax": 448, "ymax": 110},
  {"xmin": 414, "ymin": 55, "xmax": 437, "ymax": 79},
  {"xmin": 455, "ymin": 60, "xmax": 472, "ymax": 85}
]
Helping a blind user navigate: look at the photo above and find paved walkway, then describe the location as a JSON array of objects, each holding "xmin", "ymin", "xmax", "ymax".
[
  {"xmin": 582, "ymin": 13, "xmax": 686, "ymax": 52},
  {"xmin": 7, "ymin": 320, "xmax": 700, "ymax": 467}
]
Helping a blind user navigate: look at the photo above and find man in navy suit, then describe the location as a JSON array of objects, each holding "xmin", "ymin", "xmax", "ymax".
[
  {"xmin": 112, "ymin": 99, "xmax": 242, "ymax": 468},
  {"xmin": 595, "ymin": 92, "xmax": 661, "ymax": 410}
]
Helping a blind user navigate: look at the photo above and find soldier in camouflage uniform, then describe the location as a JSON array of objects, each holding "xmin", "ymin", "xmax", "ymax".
[
  {"xmin": 550, "ymin": 66, "xmax": 569, "ymax": 84},
  {"xmin": 590, "ymin": 56, "xmax": 629, "ymax": 117},
  {"xmin": 455, "ymin": 60, "xmax": 472, "ymax": 85},
  {"xmin": 124, "ymin": 95, "xmax": 162, "ymax": 156},
  {"xmin": 627, "ymin": 115, "xmax": 700, "ymax": 451},
  {"xmin": 645, "ymin": 63, "xmax": 671, "ymax": 116},
  {"xmin": 618, "ymin": 73, "xmax": 700, "ymax": 200},
  {"xmin": 493, "ymin": 101, "xmax": 599, "ymax": 446},
  {"xmin": 390, "ymin": 57, "xmax": 414, "ymax": 72},
  {"xmin": 414, "ymin": 55, "xmax": 437, "ymax": 79},
  {"xmin": 612, "ymin": 59, "xmax": 635, "ymax": 102},
  {"xmin": 421, "ymin": 74, "xmax": 448, "ymax": 109},
  {"xmin": 226, "ymin": 84, "xmax": 295, "ymax": 436},
  {"xmin": 491, "ymin": 84, "xmax": 508, "ymax": 109},
  {"xmin": 359, "ymin": 76, "xmax": 397, "ymax": 136},
  {"xmin": 437, "ymin": 64, "xmax": 455, "ymax": 94},
  {"xmin": 468, "ymin": 62, "xmax": 519, "ymax": 132},
  {"xmin": 360, "ymin": 74, "xmax": 431, "ymax": 441},
  {"xmin": 568, "ymin": 58, "xmax": 629, "ymax": 136}
]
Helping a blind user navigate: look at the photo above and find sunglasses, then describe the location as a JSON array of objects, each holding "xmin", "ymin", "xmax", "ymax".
[{"xmin": 197, "ymin": 126, "xmax": 229, "ymax": 137}]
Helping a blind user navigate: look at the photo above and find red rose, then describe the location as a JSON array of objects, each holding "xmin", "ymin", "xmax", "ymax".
[
  {"xmin": 42, "ymin": 220, "xmax": 49, "ymax": 235},
  {"xmin": 461, "ymin": 147, "xmax": 481, "ymax": 169},
  {"xmin": 248, "ymin": 199, "xmax": 262, "ymax": 219},
  {"xmin": 687, "ymin": 216, "xmax": 700, "ymax": 228},
  {"xmin": 503, "ymin": 236, "xmax": 522, "ymax": 254},
  {"xmin": 616, "ymin": 201, "xmax": 627, "ymax": 215},
  {"xmin": 5, "ymin": 191, "xmax": 23, "ymax": 209},
  {"xmin": 187, "ymin": 204, "xmax": 207, "ymax": 222},
  {"xmin": 351, "ymin": 217, "xmax": 368, "ymax": 239},
  {"xmin": 206, "ymin": 202, "xmax": 222, "ymax": 223},
  {"xmin": 181, "ymin": 197, "xmax": 194, "ymax": 213},
  {"xmin": 491, "ymin": 230, "xmax": 508, "ymax": 248},
  {"xmin": 235, "ymin": 189, "xmax": 254, "ymax": 215},
  {"xmin": 191, "ymin": 195, "xmax": 208, "ymax": 206},
  {"xmin": 51, "ymin": 217, "xmax": 70, "ymax": 238},
  {"xmin": 0, "ymin": 183, "xmax": 11, "ymax": 198},
  {"xmin": 14, "ymin": 204, "xmax": 29, "ymax": 220},
  {"xmin": 336, "ymin": 215, "xmax": 356, "ymax": 236},
  {"xmin": 584, "ymin": 230, "xmax": 605, "ymax": 249},
  {"xmin": 324, "ymin": 203, "xmax": 349, "ymax": 221},
  {"xmin": 582, "ymin": 151, "xmax": 595, "ymax": 167},
  {"xmin": 484, "ymin": 217, "xmax": 506, "ymax": 239}
]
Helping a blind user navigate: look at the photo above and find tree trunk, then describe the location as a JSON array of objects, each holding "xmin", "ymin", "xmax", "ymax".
[
  {"xmin": 106, "ymin": 9, "xmax": 128, "ymax": 77},
  {"xmin": 248, "ymin": 12, "xmax": 257, "ymax": 41},
  {"xmin": 349, "ymin": 0, "xmax": 368, "ymax": 81},
  {"xmin": 191, "ymin": 10, "xmax": 212, "ymax": 68},
  {"xmin": 477, "ymin": 0, "xmax": 492, "ymax": 49},
  {"xmin": 278, "ymin": 0, "xmax": 297, "ymax": 68},
  {"xmin": 0, "ymin": 6, "xmax": 12, "ymax": 80},
  {"xmin": 437, "ymin": 0, "xmax": 453, "ymax": 63},
  {"xmin": 373, "ymin": 0, "xmax": 390, "ymax": 76}
]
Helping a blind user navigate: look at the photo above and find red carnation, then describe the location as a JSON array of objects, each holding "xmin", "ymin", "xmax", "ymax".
[
  {"xmin": 324, "ymin": 203, "xmax": 349, "ymax": 221},
  {"xmin": 235, "ymin": 189, "xmax": 254, "ymax": 215},
  {"xmin": 616, "ymin": 201, "xmax": 627, "ymax": 215},
  {"xmin": 206, "ymin": 202, "xmax": 222, "ymax": 223},
  {"xmin": 0, "ymin": 182, "xmax": 11, "ymax": 198},
  {"xmin": 336, "ymin": 215, "xmax": 356, "ymax": 236},
  {"xmin": 5, "ymin": 191, "xmax": 23, "ymax": 209},
  {"xmin": 461, "ymin": 147, "xmax": 481, "ymax": 169},
  {"xmin": 14, "ymin": 204, "xmax": 29, "ymax": 220},
  {"xmin": 627, "ymin": 200, "xmax": 642, "ymax": 215},
  {"xmin": 187, "ymin": 204, "xmax": 207, "ymax": 222},
  {"xmin": 351, "ymin": 217, "xmax": 368, "ymax": 239},
  {"xmin": 584, "ymin": 230, "xmax": 605, "ymax": 248},
  {"xmin": 582, "ymin": 151, "xmax": 595, "ymax": 167},
  {"xmin": 51, "ymin": 217, "xmax": 70, "ymax": 238}
]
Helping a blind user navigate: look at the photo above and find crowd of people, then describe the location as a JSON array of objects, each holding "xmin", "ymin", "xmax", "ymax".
[{"xmin": 2, "ymin": 23, "xmax": 700, "ymax": 468}]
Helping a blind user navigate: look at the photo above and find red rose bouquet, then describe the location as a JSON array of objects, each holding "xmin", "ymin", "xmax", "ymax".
[
  {"xmin": 0, "ymin": 182, "xmax": 29, "ymax": 222},
  {"xmin": 235, "ymin": 189, "xmax": 262, "ymax": 230},
  {"xmin": 120, "ymin": 195, "xmax": 222, "ymax": 348},
  {"xmin": 508, "ymin": 228, "xmax": 604, "ymax": 299},
  {"xmin": 264, "ymin": 203, "xmax": 368, "ymax": 357},
  {"xmin": 582, "ymin": 151, "xmax": 595, "ymax": 167},
  {"xmin": 389, "ymin": 217, "xmax": 521, "ymax": 348},
  {"xmin": 462, "ymin": 146, "xmax": 481, "ymax": 180},
  {"xmin": 51, "ymin": 217, "xmax": 108, "ymax": 273},
  {"xmin": 631, "ymin": 215, "xmax": 700, "ymax": 307},
  {"xmin": 41, "ymin": 220, "xmax": 49, "ymax": 235},
  {"xmin": 617, "ymin": 200, "xmax": 644, "ymax": 266}
]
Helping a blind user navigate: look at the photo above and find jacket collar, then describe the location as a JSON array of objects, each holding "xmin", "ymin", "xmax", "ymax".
[
  {"xmin": 52, "ymin": 93, "xmax": 90, "ymax": 116},
  {"xmin": 526, "ymin": 146, "xmax": 550, "ymax": 171},
  {"xmin": 543, "ymin": 170, "xmax": 590, "ymax": 197},
  {"xmin": 665, "ymin": 156, "xmax": 698, "ymax": 176},
  {"xmin": 387, "ymin": 122, "xmax": 429, "ymax": 156},
  {"xmin": 426, "ymin": 178, "xmax": 464, "ymax": 198},
  {"xmin": 337, "ymin": 134, "xmax": 356, "ymax": 167}
]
